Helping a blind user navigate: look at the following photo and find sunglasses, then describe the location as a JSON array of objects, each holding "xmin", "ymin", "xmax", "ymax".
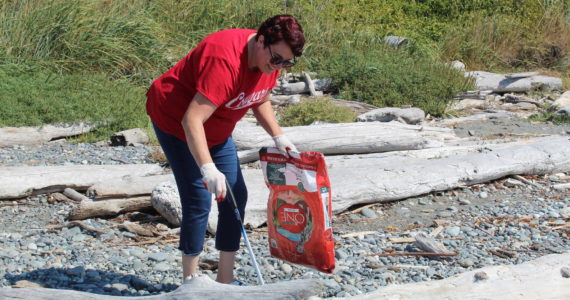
[{"xmin": 268, "ymin": 45, "xmax": 295, "ymax": 68}]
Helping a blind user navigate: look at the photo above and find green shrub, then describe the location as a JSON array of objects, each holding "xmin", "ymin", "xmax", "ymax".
[
  {"xmin": 318, "ymin": 44, "xmax": 474, "ymax": 117},
  {"xmin": 279, "ymin": 97, "xmax": 357, "ymax": 126}
]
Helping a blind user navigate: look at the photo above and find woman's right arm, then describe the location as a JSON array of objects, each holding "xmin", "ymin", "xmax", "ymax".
[{"xmin": 181, "ymin": 92, "xmax": 226, "ymax": 200}]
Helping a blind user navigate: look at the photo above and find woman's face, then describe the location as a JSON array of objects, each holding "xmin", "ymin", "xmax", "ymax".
[{"xmin": 255, "ymin": 36, "xmax": 294, "ymax": 75}]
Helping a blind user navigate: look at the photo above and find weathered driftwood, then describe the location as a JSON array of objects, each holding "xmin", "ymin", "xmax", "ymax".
[
  {"xmin": 0, "ymin": 164, "xmax": 162, "ymax": 199},
  {"xmin": 226, "ymin": 136, "xmax": 570, "ymax": 229},
  {"xmin": 234, "ymin": 121, "xmax": 457, "ymax": 162},
  {"xmin": 325, "ymin": 252, "xmax": 570, "ymax": 300},
  {"xmin": 302, "ymin": 72, "xmax": 318, "ymax": 96},
  {"xmin": 87, "ymin": 174, "xmax": 174, "ymax": 199},
  {"xmin": 64, "ymin": 188, "xmax": 90, "ymax": 202},
  {"xmin": 274, "ymin": 78, "xmax": 331, "ymax": 95},
  {"xmin": 0, "ymin": 275, "xmax": 322, "ymax": 300},
  {"xmin": 69, "ymin": 196, "xmax": 152, "ymax": 220},
  {"xmin": 150, "ymin": 181, "xmax": 182, "ymax": 227},
  {"xmin": 110, "ymin": 128, "xmax": 150, "ymax": 146},
  {"xmin": 357, "ymin": 107, "xmax": 426, "ymax": 125},
  {"xmin": 466, "ymin": 71, "xmax": 563, "ymax": 92},
  {"xmin": 0, "ymin": 123, "xmax": 94, "ymax": 147},
  {"xmin": 413, "ymin": 233, "xmax": 451, "ymax": 255}
]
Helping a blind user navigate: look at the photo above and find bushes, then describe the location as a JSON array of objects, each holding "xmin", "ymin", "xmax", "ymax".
[
  {"xmin": 318, "ymin": 45, "xmax": 474, "ymax": 117},
  {"xmin": 279, "ymin": 97, "xmax": 357, "ymax": 126}
]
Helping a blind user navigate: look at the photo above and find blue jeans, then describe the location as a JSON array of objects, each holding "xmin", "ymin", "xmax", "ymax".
[{"xmin": 153, "ymin": 123, "xmax": 247, "ymax": 256}]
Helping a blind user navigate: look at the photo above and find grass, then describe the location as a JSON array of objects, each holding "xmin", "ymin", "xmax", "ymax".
[
  {"xmin": 0, "ymin": 63, "xmax": 150, "ymax": 142},
  {"xmin": 279, "ymin": 97, "xmax": 357, "ymax": 126},
  {"xmin": 0, "ymin": 0, "xmax": 568, "ymax": 141}
]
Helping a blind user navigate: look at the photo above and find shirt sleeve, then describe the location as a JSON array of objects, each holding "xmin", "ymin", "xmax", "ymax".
[{"xmin": 195, "ymin": 56, "xmax": 237, "ymax": 107}]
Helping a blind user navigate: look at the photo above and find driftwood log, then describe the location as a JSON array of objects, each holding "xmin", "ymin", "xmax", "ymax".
[
  {"xmin": 225, "ymin": 135, "xmax": 570, "ymax": 229},
  {"xmin": 324, "ymin": 252, "xmax": 570, "ymax": 300},
  {"xmin": 69, "ymin": 196, "xmax": 152, "ymax": 220},
  {"xmin": 466, "ymin": 71, "xmax": 563, "ymax": 92},
  {"xmin": 87, "ymin": 174, "xmax": 174, "ymax": 199},
  {"xmin": 0, "ymin": 276, "xmax": 322, "ymax": 300},
  {"xmin": 274, "ymin": 78, "xmax": 331, "ymax": 95},
  {"xmin": 235, "ymin": 121, "xmax": 457, "ymax": 162},
  {"xmin": 0, "ymin": 123, "xmax": 94, "ymax": 147},
  {"xmin": 0, "ymin": 164, "xmax": 163, "ymax": 199}
]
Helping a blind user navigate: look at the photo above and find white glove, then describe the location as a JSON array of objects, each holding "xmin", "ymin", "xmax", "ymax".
[
  {"xmin": 199, "ymin": 163, "xmax": 226, "ymax": 202},
  {"xmin": 272, "ymin": 135, "xmax": 298, "ymax": 156}
]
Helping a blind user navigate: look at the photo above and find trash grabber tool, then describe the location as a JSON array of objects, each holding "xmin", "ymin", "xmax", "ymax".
[{"xmin": 225, "ymin": 179, "xmax": 265, "ymax": 285}]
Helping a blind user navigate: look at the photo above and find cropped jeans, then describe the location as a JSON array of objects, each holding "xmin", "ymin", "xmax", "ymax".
[{"xmin": 153, "ymin": 123, "xmax": 247, "ymax": 256}]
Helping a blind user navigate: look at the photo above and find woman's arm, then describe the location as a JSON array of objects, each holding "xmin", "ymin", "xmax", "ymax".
[
  {"xmin": 251, "ymin": 99, "xmax": 282, "ymax": 137},
  {"xmin": 182, "ymin": 92, "xmax": 226, "ymax": 200}
]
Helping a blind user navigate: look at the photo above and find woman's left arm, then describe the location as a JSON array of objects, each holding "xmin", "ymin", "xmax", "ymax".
[{"xmin": 251, "ymin": 99, "xmax": 298, "ymax": 153}]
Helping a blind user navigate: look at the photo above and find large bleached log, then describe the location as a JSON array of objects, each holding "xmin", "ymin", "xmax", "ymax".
[
  {"xmin": 0, "ymin": 275, "xmax": 322, "ymax": 300},
  {"xmin": 87, "ymin": 174, "xmax": 174, "ymax": 199},
  {"xmin": 227, "ymin": 136, "xmax": 570, "ymax": 229},
  {"xmin": 274, "ymin": 78, "xmax": 331, "ymax": 95},
  {"xmin": 329, "ymin": 135, "xmax": 570, "ymax": 212},
  {"xmin": 0, "ymin": 164, "xmax": 163, "ymax": 199},
  {"xmin": 234, "ymin": 121, "xmax": 457, "ymax": 162},
  {"xmin": 466, "ymin": 71, "xmax": 563, "ymax": 92},
  {"xmin": 0, "ymin": 123, "xmax": 94, "ymax": 147},
  {"xmin": 325, "ymin": 252, "xmax": 570, "ymax": 300},
  {"xmin": 69, "ymin": 196, "xmax": 152, "ymax": 220}
]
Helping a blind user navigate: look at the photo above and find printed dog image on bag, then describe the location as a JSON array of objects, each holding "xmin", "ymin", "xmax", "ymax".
[{"xmin": 260, "ymin": 147, "xmax": 335, "ymax": 273}]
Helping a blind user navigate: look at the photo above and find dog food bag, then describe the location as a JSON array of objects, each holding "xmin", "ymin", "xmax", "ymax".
[{"xmin": 260, "ymin": 147, "xmax": 335, "ymax": 273}]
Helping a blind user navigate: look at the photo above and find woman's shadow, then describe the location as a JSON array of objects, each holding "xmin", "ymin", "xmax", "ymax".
[{"xmin": 5, "ymin": 266, "xmax": 179, "ymax": 296}]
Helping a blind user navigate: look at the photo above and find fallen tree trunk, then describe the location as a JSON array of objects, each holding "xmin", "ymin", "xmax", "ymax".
[
  {"xmin": 0, "ymin": 123, "xmax": 94, "ymax": 147},
  {"xmin": 0, "ymin": 164, "xmax": 163, "ymax": 199},
  {"xmin": 234, "ymin": 121, "xmax": 457, "ymax": 162},
  {"xmin": 325, "ymin": 252, "xmax": 570, "ymax": 300},
  {"xmin": 225, "ymin": 136, "xmax": 570, "ymax": 229},
  {"xmin": 466, "ymin": 71, "xmax": 563, "ymax": 92},
  {"xmin": 87, "ymin": 174, "xmax": 174, "ymax": 199},
  {"xmin": 274, "ymin": 78, "xmax": 331, "ymax": 95},
  {"xmin": 0, "ymin": 276, "xmax": 322, "ymax": 300},
  {"xmin": 69, "ymin": 196, "xmax": 152, "ymax": 220}
]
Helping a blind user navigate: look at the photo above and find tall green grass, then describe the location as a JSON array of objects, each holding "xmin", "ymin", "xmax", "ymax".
[
  {"xmin": 0, "ymin": 0, "xmax": 568, "ymax": 141},
  {"xmin": 0, "ymin": 63, "xmax": 149, "ymax": 142}
]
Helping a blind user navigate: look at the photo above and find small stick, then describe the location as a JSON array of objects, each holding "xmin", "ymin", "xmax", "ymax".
[
  {"xmin": 550, "ymin": 224, "xmax": 570, "ymax": 231},
  {"xmin": 341, "ymin": 231, "xmax": 378, "ymax": 238},
  {"xmin": 47, "ymin": 220, "xmax": 106, "ymax": 235},
  {"xmin": 367, "ymin": 251, "xmax": 458, "ymax": 257}
]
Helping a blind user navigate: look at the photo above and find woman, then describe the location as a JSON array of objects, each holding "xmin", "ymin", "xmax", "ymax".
[{"xmin": 146, "ymin": 15, "xmax": 305, "ymax": 285}]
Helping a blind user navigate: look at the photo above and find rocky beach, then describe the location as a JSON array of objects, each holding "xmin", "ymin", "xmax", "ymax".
[{"xmin": 1, "ymin": 124, "xmax": 569, "ymax": 298}]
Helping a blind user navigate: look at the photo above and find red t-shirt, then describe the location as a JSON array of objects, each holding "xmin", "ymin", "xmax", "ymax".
[{"xmin": 146, "ymin": 29, "xmax": 279, "ymax": 147}]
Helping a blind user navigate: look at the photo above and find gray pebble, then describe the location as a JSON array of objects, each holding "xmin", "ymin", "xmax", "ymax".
[
  {"xmin": 479, "ymin": 192, "xmax": 489, "ymax": 199},
  {"xmin": 148, "ymin": 252, "xmax": 168, "ymax": 262},
  {"xmin": 459, "ymin": 259, "xmax": 474, "ymax": 268},
  {"xmin": 360, "ymin": 208, "xmax": 377, "ymax": 218},
  {"xmin": 474, "ymin": 271, "xmax": 488, "ymax": 281},
  {"xmin": 446, "ymin": 226, "xmax": 461, "ymax": 237},
  {"xmin": 561, "ymin": 267, "xmax": 570, "ymax": 278}
]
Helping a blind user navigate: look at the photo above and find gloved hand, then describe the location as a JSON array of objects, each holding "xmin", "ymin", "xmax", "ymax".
[
  {"xmin": 272, "ymin": 134, "xmax": 298, "ymax": 156},
  {"xmin": 199, "ymin": 163, "xmax": 226, "ymax": 202}
]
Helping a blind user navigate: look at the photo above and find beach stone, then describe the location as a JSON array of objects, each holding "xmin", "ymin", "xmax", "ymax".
[
  {"xmin": 446, "ymin": 226, "xmax": 461, "ymax": 237},
  {"xmin": 474, "ymin": 271, "xmax": 489, "ymax": 281},
  {"xmin": 479, "ymin": 192, "xmax": 489, "ymax": 199},
  {"xmin": 459, "ymin": 259, "xmax": 475, "ymax": 268},
  {"xmin": 148, "ymin": 252, "xmax": 168, "ymax": 262},
  {"xmin": 153, "ymin": 263, "xmax": 171, "ymax": 272},
  {"xmin": 360, "ymin": 208, "xmax": 377, "ymax": 218},
  {"xmin": 281, "ymin": 263, "xmax": 293, "ymax": 274},
  {"xmin": 561, "ymin": 267, "xmax": 570, "ymax": 278}
]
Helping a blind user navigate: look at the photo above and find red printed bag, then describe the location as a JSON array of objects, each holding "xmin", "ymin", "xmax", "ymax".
[{"xmin": 260, "ymin": 147, "xmax": 335, "ymax": 273}]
